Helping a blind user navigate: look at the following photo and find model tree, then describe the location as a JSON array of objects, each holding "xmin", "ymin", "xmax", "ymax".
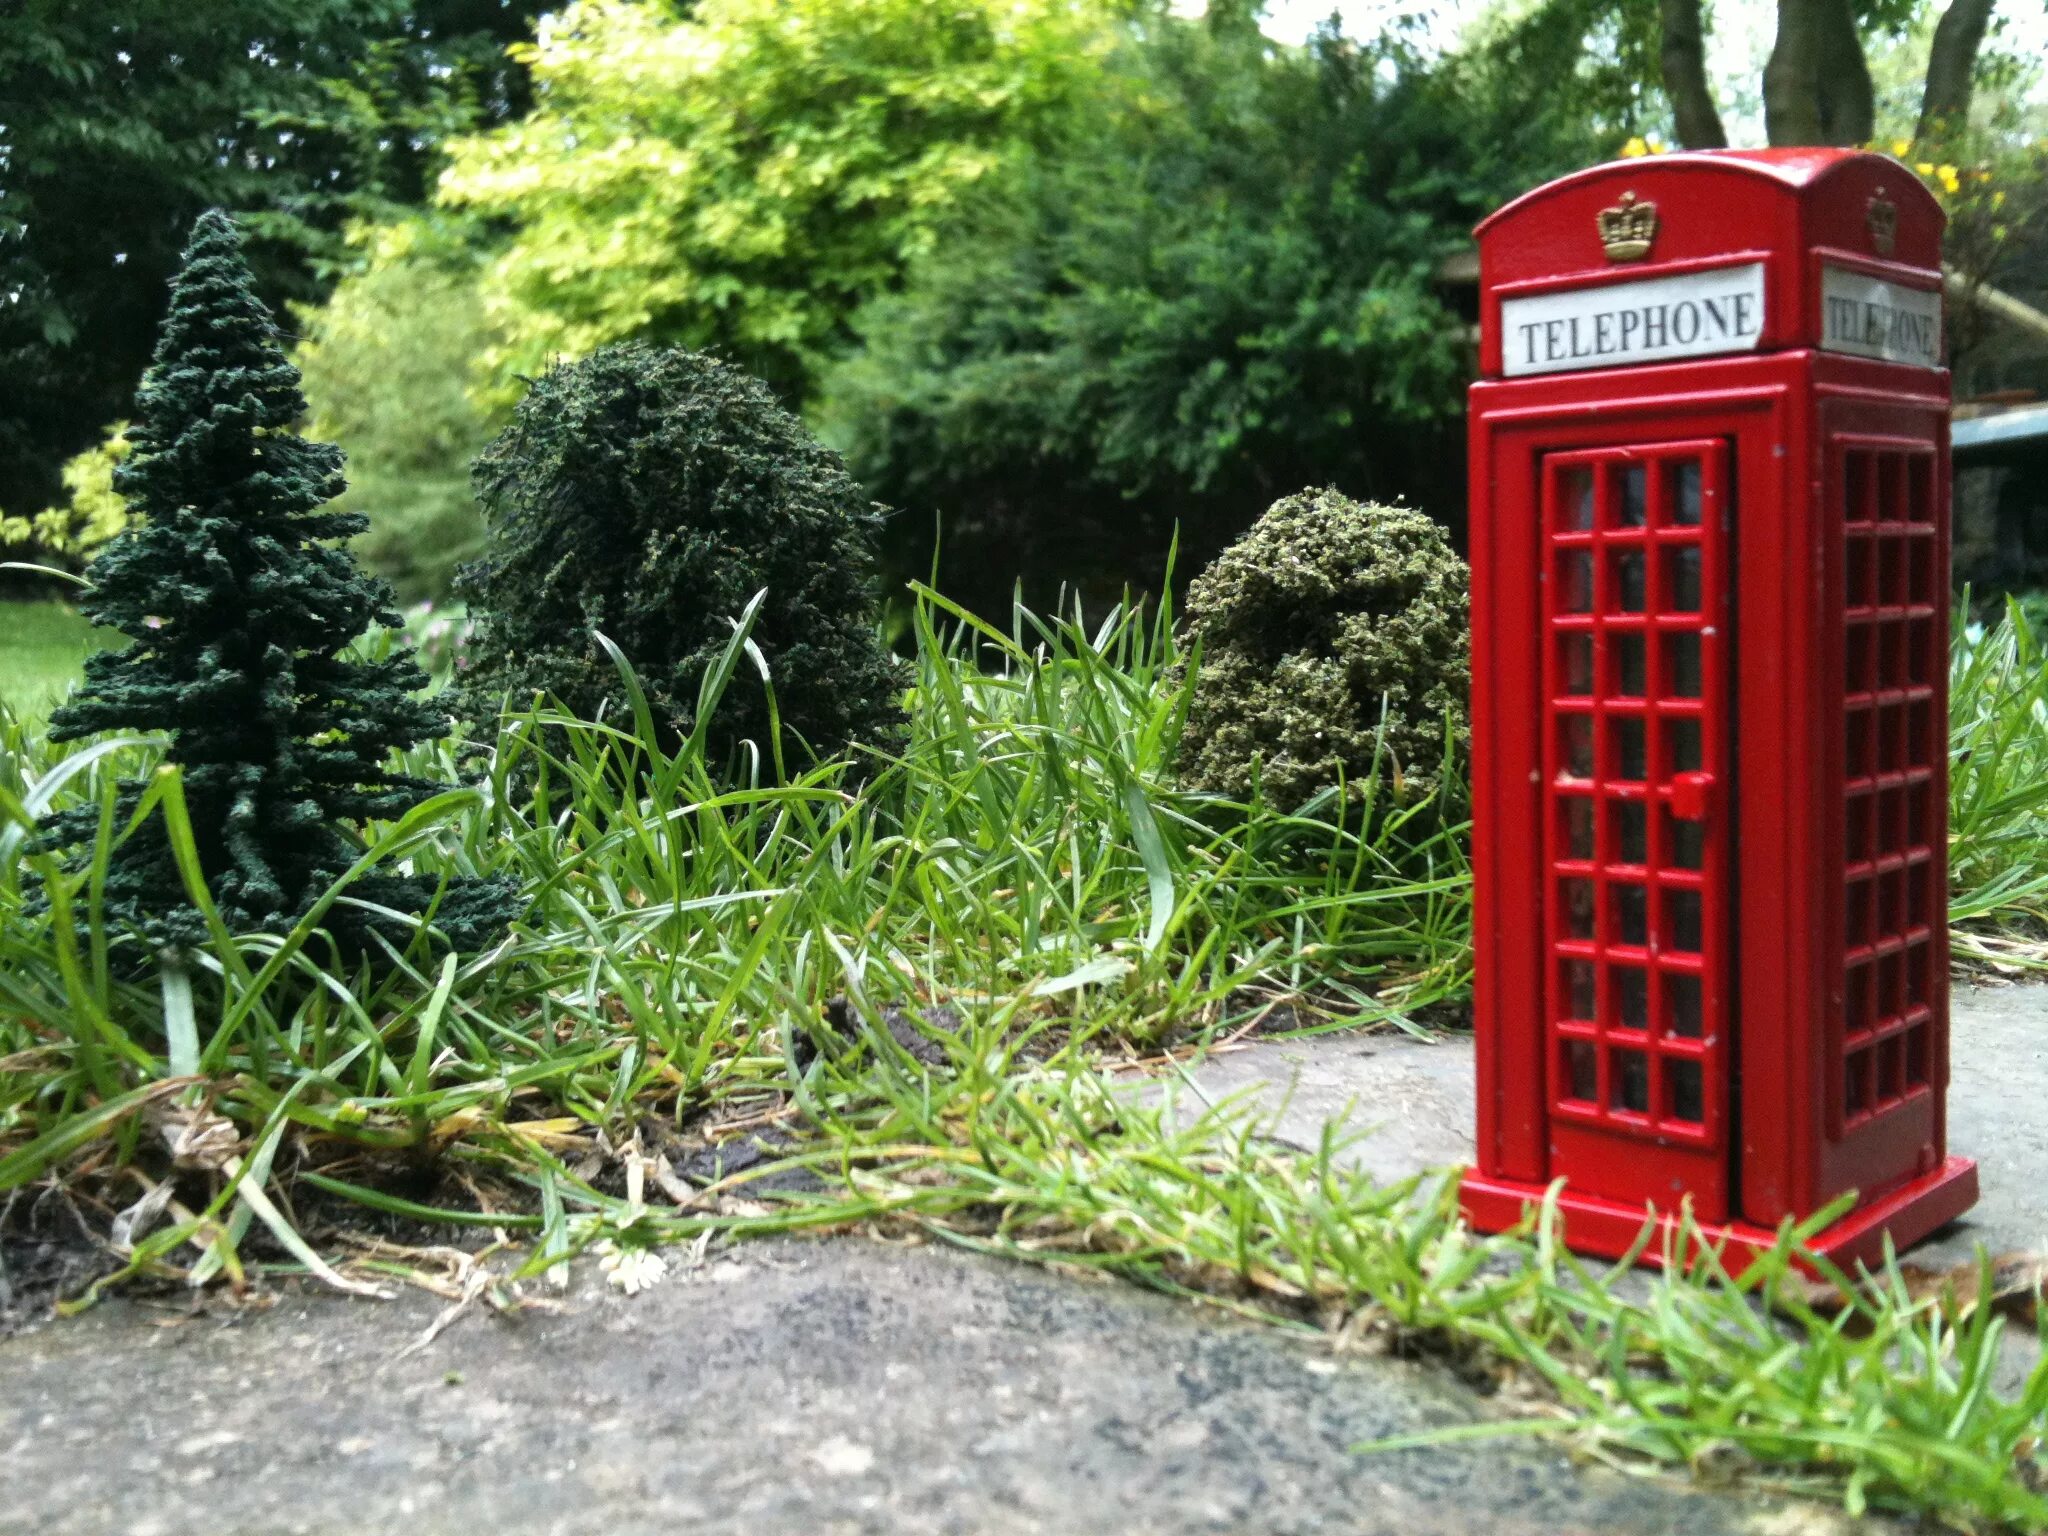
[
  {"xmin": 43, "ymin": 210, "xmax": 518, "ymax": 955},
  {"xmin": 1174, "ymin": 489, "xmax": 1469, "ymax": 812},
  {"xmin": 452, "ymin": 344, "xmax": 907, "ymax": 772}
]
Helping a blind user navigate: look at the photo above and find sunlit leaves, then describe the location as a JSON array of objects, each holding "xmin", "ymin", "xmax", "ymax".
[{"xmin": 437, "ymin": 0, "xmax": 1125, "ymax": 404}]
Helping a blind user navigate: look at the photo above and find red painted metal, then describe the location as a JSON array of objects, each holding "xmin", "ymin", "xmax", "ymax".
[{"xmin": 1464, "ymin": 149, "xmax": 1977, "ymax": 1271}]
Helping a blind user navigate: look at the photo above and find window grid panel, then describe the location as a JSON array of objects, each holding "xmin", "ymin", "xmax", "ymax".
[
  {"xmin": 1835, "ymin": 445, "xmax": 1942, "ymax": 1132},
  {"xmin": 1541, "ymin": 443, "xmax": 1727, "ymax": 1145}
]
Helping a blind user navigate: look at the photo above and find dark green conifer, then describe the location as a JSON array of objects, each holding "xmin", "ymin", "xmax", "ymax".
[
  {"xmin": 451, "ymin": 345, "xmax": 907, "ymax": 772},
  {"xmin": 43, "ymin": 210, "xmax": 518, "ymax": 955}
]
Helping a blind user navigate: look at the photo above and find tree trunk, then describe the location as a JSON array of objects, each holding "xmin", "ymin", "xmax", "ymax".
[
  {"xmin": 1763, "ymin": 0, "xmax": 1826, "ymax": 144},
  {"xmin": 1763, "ymin": 0, "xmax": 1873, "ymax": 145},
  {"xmin": 1815, "ymin": 0, "xmax": 1876, "ymax": 143},
  {"xmin": 1659, "ymin": 0, "xmax": 1729, "ymax": 147},
  {"xmin": 1918, "ymin": 0, "xmax": 1997, "ymax": 142}
]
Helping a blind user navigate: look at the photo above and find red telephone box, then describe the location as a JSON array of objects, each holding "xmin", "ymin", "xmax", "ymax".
[{"xmin": 1462, "ymin": 148, "xmax": 1978, "ymax": 1271}]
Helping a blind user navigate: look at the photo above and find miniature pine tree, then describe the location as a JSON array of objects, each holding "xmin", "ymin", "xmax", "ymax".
[{"xmin": 43, "ymin": 210, "xmax": 518, "ymax": 955}]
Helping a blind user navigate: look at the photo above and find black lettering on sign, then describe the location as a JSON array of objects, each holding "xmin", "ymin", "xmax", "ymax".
[
  {"xmin": 1818, "ymin": 266, "xmax": 1941, "ymax": 368},
  {"xmin": 1500, "ymin": 263, "xmax": 1769, "ymax": 378}
]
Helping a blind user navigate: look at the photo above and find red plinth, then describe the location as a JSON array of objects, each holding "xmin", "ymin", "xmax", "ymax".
[{"xmin": 1461, "ymin": 1156, "xmax": 1978, "ymax": 1276}]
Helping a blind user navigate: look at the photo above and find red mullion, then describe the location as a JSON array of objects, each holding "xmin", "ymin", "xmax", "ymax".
[
  {"xmin": 1586, "ymin": 465, "xmax": 1615, "ymax": 1125},
  {"xmin": 1636, "ymin": 456, "xmax": 1675, "ymax": 1138},
  {"xmin": 1689, "ymin": 441, "xmax": 1731, "ymax": 1150},
  {"xmin": 1542, "ymin": 457, "xmax": 1612, "ymax": 1128}
]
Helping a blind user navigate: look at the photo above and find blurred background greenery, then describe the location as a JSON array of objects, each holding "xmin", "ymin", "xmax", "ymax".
[{"xmin": 3, "ymin": 0, "xmax": 2046, "ymax": 665}]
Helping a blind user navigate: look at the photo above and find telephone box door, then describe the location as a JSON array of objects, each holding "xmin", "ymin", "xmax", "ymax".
[{"xmin": 1540, "ymin": 439, "xmax": 1734, "ymax": 1216}]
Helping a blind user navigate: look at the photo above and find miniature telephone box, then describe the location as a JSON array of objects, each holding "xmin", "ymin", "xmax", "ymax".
[{"xmin": 1462, "ymin": 149, "xmax": 1978, "ymax": 1270}]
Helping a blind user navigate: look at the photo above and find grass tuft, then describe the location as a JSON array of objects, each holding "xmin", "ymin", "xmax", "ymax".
[{"xmin": 3, "ymin": 585, "xmax": 2047, "ymax": 1528}]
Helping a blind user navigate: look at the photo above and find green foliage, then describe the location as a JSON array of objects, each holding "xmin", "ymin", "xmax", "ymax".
[
  {"xmin": 819, "ymin": 16, "xmax": 1599, "ymax": 610},
  {"xmin": 436, "ymin": 0, "xmax": 1122, "ymax": 405},
  {"xmin": 8, "ymin": 590, "xmax": 2048, "ymax": 1531},
  {"xmin": 1947, "ymin": 597, "xmax": 2048, "ymax": 955},
  {"xmin": 0, "ymin": 602, "xmax": 116, "ymax": 725},
  {"xmin": 0, "ymin": 423, "xmax": 133, "ymax": 571},
  {"xmin": 0, "ymin": 0, "xmax": 546, "ymax": 528},
  {"xmin": 240, "ymin": 6, "xmax": 551, "ymax": 282},
  {"xmin": 293, "ymin": 220, "xmax": 503, "ymax": 602},
  {"xmin": 41, "ymin": 211, "xmax": 517, "ymax": 956},
  {"xmin": 452, "ymin": 345, "xmax": 909, "ymax": 770},
  {"xmin": 1174, "ymin": 490, "xmax": 1469, "ymax": 810}
]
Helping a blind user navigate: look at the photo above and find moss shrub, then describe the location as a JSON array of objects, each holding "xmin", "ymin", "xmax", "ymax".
[
  {"xmin": 1175, "ymin": 489, "xmax": 1467, "ymax": 809},
  {"xmin": 453, "ymin": 345, "xmax": 906, "ymax": 767}
]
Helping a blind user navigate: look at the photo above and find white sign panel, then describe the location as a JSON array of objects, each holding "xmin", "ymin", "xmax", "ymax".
[
  {"xmin": 1501, "ymin": 263, "xmax": 1767, "ymax": 378},
  {"xmin": 1819, "ymin": 265, "xmax": 1942, "ymax": 368}
]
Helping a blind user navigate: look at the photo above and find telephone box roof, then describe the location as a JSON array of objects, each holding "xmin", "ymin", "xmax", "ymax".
[
  {"xmin": 1472, "ymin": 148, "xmax": 1946, "ymax": 379},
  {"xmin": 1475, "ymin": 148, "xmax": 1944, "ymax": 237}
]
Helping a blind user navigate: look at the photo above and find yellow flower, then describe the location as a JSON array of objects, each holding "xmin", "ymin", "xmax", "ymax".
[
  {"xmin": 1937, "ymin": 165, "xmax": 1961, "ymax": 194},
  {"xmin": 1915, "ymin": 161, "xmax": 1935, "ymax": 175},
  {"xmin": 1891, "ymin": 139, "xmax": 1912, "ymax": 157},
  {"xmin": 1621, "ymin": 135, "xmax": 1651, "ymax": 158}
]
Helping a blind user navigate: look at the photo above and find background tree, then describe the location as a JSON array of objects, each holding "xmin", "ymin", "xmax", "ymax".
[
  {"xmin": 435, "ymin": 0, "xmax": 1126, "ymax": 406},
  {"xmin": 293, "ymin": 216, "xmax": 505, "ymax": 602},
  {"xmin": 1651, "ymin": 0, "xmax": 2010, "ymax": 147},
  {"xmin": 0, "ymin": 0, "xmax": 548, "ymax": 538},
  {"xmin": 43, "ymin": 210, "xmax": 517, "ymax": 955},
  {"xmin": 819, "ymin": 11, "xmax": 1602, "ymax": 613}
]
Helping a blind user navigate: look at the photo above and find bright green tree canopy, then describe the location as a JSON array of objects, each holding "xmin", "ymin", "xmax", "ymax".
[{"xmin": 437, "ymin": 0, "xmax": 1126, "ymax": 403}]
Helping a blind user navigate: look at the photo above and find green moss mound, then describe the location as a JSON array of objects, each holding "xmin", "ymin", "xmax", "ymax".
[
  {"xmin": 452, "ymin": 345, "xmax": 907, "ymax": 769},
  {"xmin": 1175, "ymin": 489, "xmax": 1468, "ymax": 809}
]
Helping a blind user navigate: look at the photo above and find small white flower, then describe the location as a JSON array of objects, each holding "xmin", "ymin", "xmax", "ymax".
[
  {"xmin": 143, "ymin": 615, "xmax": 165, "ymax": 630},
  {"xmin": 596, "ymin": 1240, "xmax": 668, "ymax": 1296}
]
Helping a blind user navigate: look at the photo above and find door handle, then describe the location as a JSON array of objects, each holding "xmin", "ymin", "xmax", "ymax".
[{"xmin": 1670, "ymin": 772, "xmax": 1715, "ymax": 821}]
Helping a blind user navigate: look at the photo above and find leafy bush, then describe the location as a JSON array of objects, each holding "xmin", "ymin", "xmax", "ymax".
[
  {"xmin": 819, "ymin": 14, "xmax": 1603, "ymax": 613},
  {"xmin": 452, "ymin": 344, "xmax": 907, "ymax": 769},
  {"xmin": 435, "ymin": 0, "xmax": 1121, "ymax": 406},
  {"xmin": 1174, "ymin": 489, "xmax": 1468, "ymax": 809},
  {"xmin": 293, "ymin": 219, "xmax": 503, "ymax": 603},
  {"xmin": 0, "ymin": 422, "xmax": 133, "ymax": 572}
]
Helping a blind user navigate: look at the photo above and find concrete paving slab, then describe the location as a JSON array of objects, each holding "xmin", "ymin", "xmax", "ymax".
[
  {"xmin": 0, "ymin": 1237, "xmax": 1857, "ymax": 1536},
  {"xmin": 9, "ymin": 988, "xmax": 2036, "ymax": 1534},
  {"xmin": 1172, "ymin": 980, "xmax": 2048, "ymax": 1265}
]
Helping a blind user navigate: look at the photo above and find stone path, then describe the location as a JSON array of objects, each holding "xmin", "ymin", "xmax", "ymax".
[
  {"xmin": 4, "ymin": 1239, "xmax": 1854, "ymax": 1536},
  {"xmin": 4, "ymin": 980, "xmax": 2037, "ymax": 1535},
  {"xmin": 1178, "ymin": 979, "xmax": 2047, "ymax": 1269}
]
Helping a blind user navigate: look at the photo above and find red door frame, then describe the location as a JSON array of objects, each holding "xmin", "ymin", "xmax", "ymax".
[{"xmin": 1536, "ymin": 437, "xmax": 1734, "ymax": 1216}]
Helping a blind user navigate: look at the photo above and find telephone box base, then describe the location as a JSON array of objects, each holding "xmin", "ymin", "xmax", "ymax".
[{"xmin": 1460, "ymin": 1157, "xmax": 1978, "ymax": 1276}]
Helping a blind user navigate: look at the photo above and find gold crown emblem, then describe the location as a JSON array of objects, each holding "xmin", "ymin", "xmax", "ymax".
[
  {"xmin": 1597, "ymin": 191, "xmax": 1659, "ymax": 262},
  {"xmin": 1867, "ymin": 189, "xmax": 1897, "ymax": 256}
]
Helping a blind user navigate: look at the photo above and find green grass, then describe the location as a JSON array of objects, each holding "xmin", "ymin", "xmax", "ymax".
[
  {"xmin": 0, "ymin": 599, "xmax": 114, "ymax": 723},
  {"xmin": 2, "ymin": 587, "xmax": 2047, "ymax": 1529},
  {"xmin": 1949, "ymin": 596, "xmax": 2048, "ymax": 959}
]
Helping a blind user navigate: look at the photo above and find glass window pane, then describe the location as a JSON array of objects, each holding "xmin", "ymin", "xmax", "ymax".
[
  {"xmin": 1615, "ymin": 464, "xmax": 1647, "ymax": 528},
  {"xmin": 1666, "ymin": 460, "xmax": 1702, "ymax": 526},
  {"xmin": 1613, "ymin": 550, "xmax": 1647, "ymax": 612},
  {"xmin": 1560, "ymin": 466, "xmax": 1595, "ymax": 531},
  {"xmin": 1613, "ymin": 1048, "xmax": 1649, "ymax": 1112}
]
